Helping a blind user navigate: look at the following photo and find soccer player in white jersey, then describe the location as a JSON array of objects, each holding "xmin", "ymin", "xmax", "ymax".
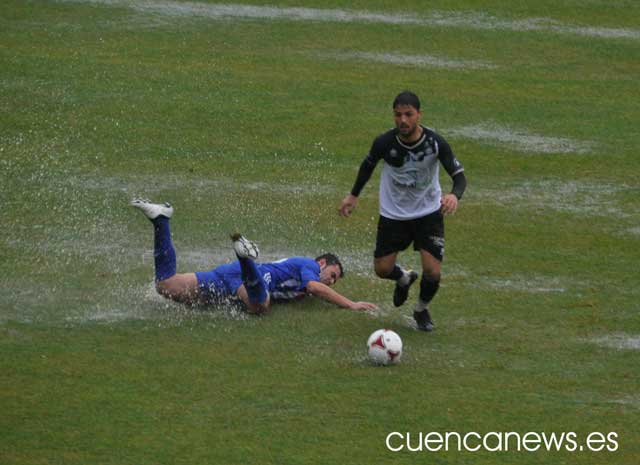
[
  {"xmin": 131, "ymin": 199, "xmax": 377, "ymax": 314},
  {"xmin": 339, "ymin": 91, "xmax": 467, "ymax": 331}
]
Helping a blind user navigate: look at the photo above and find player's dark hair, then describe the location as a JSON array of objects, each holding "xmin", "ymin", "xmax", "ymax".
[
  {"xmin": 393, "ymin": 91, "xmax": 421, "ymax": 111},
  {"xmin": 316, "ymin": 253, "xmax": 344, "ymax": 277}
]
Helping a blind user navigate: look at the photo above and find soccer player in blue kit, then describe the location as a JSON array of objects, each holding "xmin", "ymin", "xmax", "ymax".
[
  {"xmin": 340, "ymin": 91, "xmax": 467, "ymax": 331},
  {"xmin": 131, "ymin": 199, "xmax": 377, "ymax": 314}
]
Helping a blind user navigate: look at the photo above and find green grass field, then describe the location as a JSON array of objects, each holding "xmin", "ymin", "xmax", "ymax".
[{"xmin": 2, "ymin": 1, "xmax": 639, "ymax": 463}]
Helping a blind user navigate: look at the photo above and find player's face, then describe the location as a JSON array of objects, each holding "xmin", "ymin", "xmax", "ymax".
[
  {"xmin": 319, "ymin": 264, "xmax": 342, "ymax": 286},
  {"xmin": 393, "ymin": 104, "xmax": 422, "ymax": 139}
]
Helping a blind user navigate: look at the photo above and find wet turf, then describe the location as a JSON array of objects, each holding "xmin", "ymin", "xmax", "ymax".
[{"xmin": 1, "ymin": 1, "xmax": 639, "ymax": 464}]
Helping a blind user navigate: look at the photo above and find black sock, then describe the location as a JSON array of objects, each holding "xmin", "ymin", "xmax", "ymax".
[{"xmin": 419, "ymin": 275, "xmax": 440, "ymax": 305}]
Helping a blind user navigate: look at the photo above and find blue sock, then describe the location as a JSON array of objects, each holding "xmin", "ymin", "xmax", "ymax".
[
  {"xmin": 237, "ymin": 256, "xmax": 267, "ymax": 304},
  {"xmin": 153, "ymin": 217, "xmax": 176, "ymax": 282}
]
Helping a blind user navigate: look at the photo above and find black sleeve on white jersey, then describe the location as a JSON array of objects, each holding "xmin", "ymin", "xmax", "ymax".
[
  {"xmin": 350, "ymin": 137, "xmax": 384, "ymax": 197},
  {"xmin": 350, "ymin": 155, "xmax": 378, "ymax": 197},
  {"xmin": 436, "ymin": 133, "xmax": 466, "ymax": 199},
  {"xmin": 451, "ymin": 172, "xmax": 467, "ymax": 200}
]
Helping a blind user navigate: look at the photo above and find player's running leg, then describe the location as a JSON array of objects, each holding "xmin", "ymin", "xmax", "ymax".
[
  {"xmin": 373, "ymin": 217, "xmax": 418, "ymax": 307},
  {"xmin": 413, "ymin": 250, "xmax": 441, "ymax": 332},
  {"xmin": 374, "ymin": 254, "xmax": 418, "ymax": 307},
  {"xmin": 231, "ymin": 233, "xmax": 269, "ymax": 312}
]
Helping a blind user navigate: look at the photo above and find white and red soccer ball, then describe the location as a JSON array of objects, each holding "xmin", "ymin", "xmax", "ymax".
[{"xmin": 367, "ymin": 329, "xmax": 402, "ymax": 365}]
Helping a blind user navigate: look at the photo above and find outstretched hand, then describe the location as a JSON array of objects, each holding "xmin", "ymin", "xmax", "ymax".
[{"xmin": 351, "ymin": 301, "xmax": 378, "ymax": 311}]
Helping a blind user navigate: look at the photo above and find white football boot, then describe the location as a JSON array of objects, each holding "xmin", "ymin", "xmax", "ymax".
[
  {"xmin": 231, "ymin": 233, "xmax": 259, "ymax": 260},
  {"xmin": 130, "ymin": 199, "xmax": 174, "ymax": 220}
]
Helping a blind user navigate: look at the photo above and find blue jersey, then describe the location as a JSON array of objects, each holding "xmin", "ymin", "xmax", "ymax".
[
  {"xmin": 195, "ymin": 257, "xmax": 321, "ymax": 304},
  {"xmin": 259, "ymin": 257, "xmax": 321, "ymax": 302}
]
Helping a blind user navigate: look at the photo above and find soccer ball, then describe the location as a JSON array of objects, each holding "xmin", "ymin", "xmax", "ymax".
[{"xmin": 367, "ymin": 329, "xmax": 402, "ymax": 365}]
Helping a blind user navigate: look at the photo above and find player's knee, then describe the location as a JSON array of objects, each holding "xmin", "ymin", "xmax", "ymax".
[
  {"xmin": 156, "ymin": 280, "xmax": 196, "ymax": 304},
  {"xmin": 248, "ymin": 294, "xmax": 271, "ymax": 315},
  {"xmin": 248, "ymin": 302, "xmax": 270, "ymax": 315},
  {"xmin": 156, "ymin": 279, "xmax": 178, "ymax": 300},
  {"xmin": 374, "ymin": 262, "xmax": 394, "ymax": 279},
  {"xmin": 155, "ymin": 280, "xmax": 169, "ymax": 296}
]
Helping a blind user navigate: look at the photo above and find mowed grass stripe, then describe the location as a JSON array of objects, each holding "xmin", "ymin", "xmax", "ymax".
[
  {"xmin": 57, "ymin": 0, "xmax": 640, "ymax": 40},
  {"xmin": 320, "ymin": 50, "xmax": 497, "ymax": 70}
]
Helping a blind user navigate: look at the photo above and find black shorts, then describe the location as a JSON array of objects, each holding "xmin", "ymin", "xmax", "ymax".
[{"xmin": 374, "ymin": 211, "xmax": 445, "ymax": 261}]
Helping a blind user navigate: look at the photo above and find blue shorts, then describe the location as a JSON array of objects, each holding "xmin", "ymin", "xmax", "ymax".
[{"xmin": 195, "ymin": 262, "xmax": 244, "ymax": 304}]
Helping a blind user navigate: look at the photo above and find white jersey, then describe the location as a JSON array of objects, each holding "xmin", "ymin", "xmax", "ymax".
[{"xmin": 366, "ymin": 126, "xmax": 464, "ymax": 220}]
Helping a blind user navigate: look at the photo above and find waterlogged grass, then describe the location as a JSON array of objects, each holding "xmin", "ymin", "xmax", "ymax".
[{"xmin": 1, "ymin": 0, "xmax": 639, "ymax": 464}]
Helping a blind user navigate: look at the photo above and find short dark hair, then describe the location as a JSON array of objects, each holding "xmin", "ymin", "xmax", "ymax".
[
  {"xmin": 393, "ymin": 91, "xmax": 421, "ymax": 111},
  {"xmin": 315, "ymin": 253, "xmax": 344, "ymax": 278}
]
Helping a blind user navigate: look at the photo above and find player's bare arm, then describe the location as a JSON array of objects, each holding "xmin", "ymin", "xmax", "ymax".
[{"xmin": 306, "ymin": 280, "xmax": 377, "ymax": 311}]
